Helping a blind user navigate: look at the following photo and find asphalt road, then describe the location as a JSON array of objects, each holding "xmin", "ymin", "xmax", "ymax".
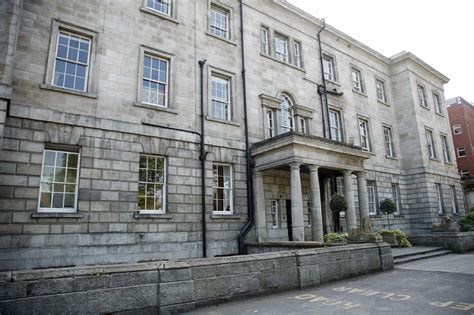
[{"xmin": 187, "ymin": 253, "xmax": 474, "ymax": 315}]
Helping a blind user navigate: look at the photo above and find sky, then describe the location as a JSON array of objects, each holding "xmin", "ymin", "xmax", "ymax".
[{"xmin": 288, "ymin": 0, "xmax": 474, "ymax": 103}]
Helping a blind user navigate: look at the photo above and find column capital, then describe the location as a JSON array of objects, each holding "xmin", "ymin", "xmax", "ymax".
[
  {"xmin": 289, "ymin": 162, "xmax": 301, "ymax": 170},
  {"xmin": 355, "ymin": 170, "xmax": 367, "ymax": 178},
  {"xmin": 342, "ymin": 169, "xmax": 354, "ymax": 176},
  {"xmin": 254, "ymin": 171, "xmax": 264, "ymax": 179},
  {"xmin": 307, "ymin": 165, "xmax": 320, "ymax": 172}
]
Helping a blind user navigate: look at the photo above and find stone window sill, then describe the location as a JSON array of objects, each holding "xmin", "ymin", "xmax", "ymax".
[
  {"xmin": 134, "ymin": 102, "xmax": 178, "ymax": 114},
  {"xmin": 385, "ymin": 156, "xmax": 398, "ymax": 160},
  {"xmin": 139, "ymin": 7, "xmax": 180, "ymax": 24},
  {"xmin": 210, "ymin": 214, "xmax": 240, "ymax": 220},
  {"xmin": 39, "ymin": 84, "xmax": 97, "ymax": 99},
  {"xmin": 377, "ymin": 100, "xmax": 391, "ymax": 107},
  {"xmin": 205, "ymin": 116, "xmax": 240, "ymax": 127},
  {"xmin": 394, "ymin": 214, "xmax": 404, "ymax": 218},
  {"xmin": 260, "ymin": 53, "xmax": 306, "ymax": 73},
  {"xmin": 205, "ymin": 31, "xmax": 238, "ymax": 46},
  {"xmin": 435, "ymin": 112, "xmax": 445, "ymax": 118},
  {"xmin": 420, "ymin": 105, "xmax": 431, "ymax": 111},
  {"xmin": 32, "ymin": 212, "xmax": 84, "ymax": 218},
  {"xmin": 134, "ymin": 212, "xmax": 173, "ymax": 220},
  {"xmin": 352, "ymin": 89, "xmax": 368, "ymax": 97},
  {"xmin": 429, "ymin": 157, "xmax": 441, "ymax": 162},
  {"xmin": 325, "ymin": 79, "xmax": 340, "ymax": 87}
]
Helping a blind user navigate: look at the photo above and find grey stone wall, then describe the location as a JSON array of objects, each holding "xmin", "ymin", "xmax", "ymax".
[
  {"xmin": 409, "ymin": 232, "xmax": 474, "ymax": 253},
  {"xmin": 0, "ymin": 243, "xmax": 393, "ymax": 314}
]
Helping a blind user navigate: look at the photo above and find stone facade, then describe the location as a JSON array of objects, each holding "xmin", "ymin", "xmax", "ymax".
[{"xmin": 0, "ymin": 0, "xmax": 465, "ymax": 270}]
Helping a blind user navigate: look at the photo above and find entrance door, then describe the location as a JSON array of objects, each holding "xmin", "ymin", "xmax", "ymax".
[{"xmin": 286, "ymin": 199, "xmax": 292, "ymax": 241}]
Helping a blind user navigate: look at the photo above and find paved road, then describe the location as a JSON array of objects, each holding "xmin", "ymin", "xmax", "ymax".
[{"xmin": 187, "ymin": 253, "xmax": 474, "ymax": 314}]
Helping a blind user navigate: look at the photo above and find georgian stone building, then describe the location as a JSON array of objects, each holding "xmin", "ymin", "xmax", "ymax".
[{"xmin": 0, "ymin": 0, "xmax": 464, "ymax": 270}]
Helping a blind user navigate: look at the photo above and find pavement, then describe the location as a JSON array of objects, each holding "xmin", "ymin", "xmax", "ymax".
[{"xmin": 186, "ymin": 253, "xmax": 474, "ymax": 314}]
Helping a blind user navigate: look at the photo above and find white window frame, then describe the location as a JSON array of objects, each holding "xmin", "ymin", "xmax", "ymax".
[
  {"xmin": 375, "ymin": 79, "xmax": 387, "ymax": 103},
  {"xmin": 146, "ymin": 0, "xmax": 171, "ymax": 16},
  {"xmin": 322, "ymin": 54, "xmax": 336, "ymax": 82},
  {"xmin": 271, "ymin": 200, "xmax": 280, "ymax": 229},
  {"xmin": 460, "ymin": 170, "xmax": 470, "ymax": 178},
  {"xmin": 266, "ymin": 109, "xmax": 274, "ymax": 138},
  {"xmin": 450, "ymin": 186, "xmax": 458, "ymax": 214},
  {"xmin": 212, "ymin": 163, "xmax": 234, "ymax": 214},
  {"xmin": 261, "ymin": 26, "xmax": 269, "ymax": 55},
  {"xmin": 141, "ymin": 54, "xmax": 169, "ymax": 108},
  {"xmin": 38, "ymin": 149, "xmax": 81, "ymax": 213},
  {"xmin": 274, "ymin": 33, "xmax": 289, "ymax": 63},
  {"xmin": 425, "ymin": 129, "xmax": 437, "ymax": 159},
  {"xmin": 383, "ymin": 126, "xmax": 395, "ymax": 158},
  {"xmin": 392, "ymin": 183, "xmax": 400, "ymax": 215},
  {"xmin": 329, "ymin": 109, "xmax": 343, "ymax": 142},
  {"xmin": 440, "ymin": 134, "xmax": 452, "ymax": 163},
  {"xmin": 453, "ymin": 124, "xmax": 462, "ymax": 135},
  {"xmin": 279, "ymin": 95, "xmax": 294, "ymax": 134},
  {"xmin": 417, "ymin": 84, "xmax": 427, "ymax": 107},
  {"xmin": 210, "ymin": 74, "xmax": 231, "ymax": 121},
  {"xmin": 293, "ymin": 41, "xmax": 302, "ymax": 68},
  {"xmin": 433, "ymin": 92, "xmax": 442, "ymax": 114},
  {"xmin": 351, "ymin": 68, "xmax": 365, "ymax": 93},
  {"xmin": 209, "ymin": 4, "xmax": 230, "ymax": 39},
  {"xmin": 358, "ymin": 118, "xmax": 371, "ymax": 151},
  {"xmin": 299, "ymin": 117, "xmax": 307, "ymax": 134},
  {"xmin": 138, "ymin": 155, "xmax": 167, "ymax": 214},
  {"xmin": 457, "ymin": 147, "xmax": 466, "ymax": 157},
  {"xmin": 367, "ymin": 181, "xmax": 377, "ymax": 215},
  {"xmin": 436, "ymin": 183, "xmax": 444, "ymax": 215}
]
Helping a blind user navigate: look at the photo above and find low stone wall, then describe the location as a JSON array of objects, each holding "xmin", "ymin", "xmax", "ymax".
[
  {"xmin": 0, "ymin": 243, "xmax": 393, "ymax": 314},
  {"xmin": 409, "ymin": 232, "xmax": 474, "ymax": 253}
]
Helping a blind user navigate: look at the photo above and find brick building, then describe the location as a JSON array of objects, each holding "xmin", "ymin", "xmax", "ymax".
[
  {"xmin": 0, "ymin": 0, "xmax": 465, "ymax": 270},
  {"xmin": 447, "ymin": 96, "xmax": 474, "ymax": 208}
]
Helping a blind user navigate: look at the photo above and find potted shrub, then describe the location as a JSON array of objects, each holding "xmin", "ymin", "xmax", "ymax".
[
  {"xmin": 458, "ymin": 209, "xmax": 474, "ymax": 232},
  {"xmin": 324, "ymin": 232, "xmax": 348, "ymax": 245},
  {"xmin": 378, "ymin": 229, "xmax": 412, "ymax": 248}
]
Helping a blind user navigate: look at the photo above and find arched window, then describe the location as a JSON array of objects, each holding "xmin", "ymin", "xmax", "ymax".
[{"xmin": 279, "ymin": 95, "xmax": 294, "ymax": 134}]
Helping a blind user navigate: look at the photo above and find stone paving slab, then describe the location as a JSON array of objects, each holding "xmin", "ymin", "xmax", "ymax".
[
  {"xmin": 397, "ymin": 253, "xmax": 474, "ymax": 275},
  {"xmin": 391, "ymin": 246, "xmax": 444, "ymax": 258}
]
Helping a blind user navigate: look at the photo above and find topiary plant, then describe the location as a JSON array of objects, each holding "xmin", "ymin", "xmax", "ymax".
[
  {"xmin": 330, "ymin": 193, "xmax": 347, "ymax": 213},
  {"xmin": 458, "ymin": 210, "xmax": 474, "ymax": 232},
  {"xmin": 380, "ymin": 198, "xmax": 397, "ymax": 230}
]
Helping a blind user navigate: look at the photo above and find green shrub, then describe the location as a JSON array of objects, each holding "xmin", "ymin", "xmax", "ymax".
[
  {"xmin": 378, "ymin": 229, "xmax": 412, "ymax": 247},
  {"xmin": 324, "ymin": 232, "xmax": 348, "ymax": 243},
  {"xmin": 458, "ymin": 210, "xmax": 474, "ymax": 232},
  {"xmin": 379, "ymin": 198, "xmax": 396, "ymax": 215},
  {"xmin": 330, "ymin": 193, "xmax": 347, "ymax": 212}
]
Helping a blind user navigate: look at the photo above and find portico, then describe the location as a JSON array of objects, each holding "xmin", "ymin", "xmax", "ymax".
[{"xmin": 251, "ymin": 131, "xmax": 372, "ymax": 243}]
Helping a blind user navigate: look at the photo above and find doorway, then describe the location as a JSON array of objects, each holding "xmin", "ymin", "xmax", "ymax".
[{"xmin": 285, "ymin": 199, "xmax": 292, "ymax": 241}]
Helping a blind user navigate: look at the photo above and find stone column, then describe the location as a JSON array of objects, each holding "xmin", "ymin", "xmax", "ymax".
[
  {"xmin": 323, "ymin": 178, "xmax": 332, "ymax": 233},
  {"xmin": 253, "ymin": 171, "xmax": 267, "ymax": 242},
  {"xmin": 290, "ymin": 162, "xmax": 305, "ymax": 241},
  {"xmin": 356, "ymin": 171, "xmax": 370, "ymax": 222},
  {"xmin": 343, "ymin": 170, "xmax": 357, "ymax": 233},
  {"xmin": 308, "ymin": 165, "xmax": 324, "ymax": 242}
]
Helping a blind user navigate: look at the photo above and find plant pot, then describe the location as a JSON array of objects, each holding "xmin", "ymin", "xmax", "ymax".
[{"xmin": 381, "ymin": 233, "xmax": 399, "ymax": 247}]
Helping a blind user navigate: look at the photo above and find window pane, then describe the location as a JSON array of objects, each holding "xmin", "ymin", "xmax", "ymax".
[
  {"xmin": 40, "ymin": 192, "xmax": 52, "ymax": 208},
  {"xmin": 52, "ymin": 193, "xmax": 64, "ymax": 208},
  {"xmin": 54, "ymin": 168, "xmax": 66, "ymax": 182},
  {"xmin": 64, "ymin": 194, "xmax": 75, "ymax": 208}
]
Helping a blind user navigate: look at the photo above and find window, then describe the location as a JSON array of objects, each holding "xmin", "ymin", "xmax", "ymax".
[
  {"xmin": 293, "ymin": 41, "xmax": 302, "ymax": 68},
  {"xmin": 274, "ymin": 33, "xmax": 289, "ymax": 63},
  {"xmin": 209, "ymin": 4, "xmax": 229, "ymax": 39},
  {"xmin": 306, "ymin": 201, "xmax": 312, "ymax": 227},
  {"xmin": 211, "ymin": 75, "xmax": 231, "ymax": 121},
  {"xmin": 138, "ymin": 155, "xmax": 166, "ymax": 213},
  {"xmin": 336, "ymin": 177, "xmax": 345, "ymax": 217},
  {"xmin": 417, "ymin": 85, "xmax": 427, "ymax": 107},
  {"xmin": 299, "ymin": 118, "xmax": 307, "ymax": 133},
  {"xmin": 425, "ymin": 129, "xmax": 437, "ymax": 159},
  {"xmin": 435, "ymin": 183, "xmax": 444, "ymax": 215},
  {"xmin": 375, "ymin": 79, "xmax": 387, "ymax": 103},
  {"xmin": 322, "ymin": 54, "xmax": 336, "ymax": 81},
  {"xmin": 271, "ymin": 200, "xmax": 279, "ymax": 228},
  {"xmin": 266, "ymin": 110, "xmax": 274, "ymax": 138},
  {"xmin": 392, "ymin": 183, "xmax": 400, "ymax": 215},
  {"xmin": 142, "ymin": 55, "xmax": 169, "ymax": 107},
  {"xmin": 457, "ymin": 147, "xmax": 466, "ymax": 157},
  {"xmin": 279, "ymin": 95, "xmax": 293, "ymax": 133},
  {"xmin": 212, "ymin": 164, "xmax": 233, "ymax": 213},
  {"xmin": 453, "ymin": 124, "xmax": 462, "ymax": 135},
  {"xmin": 367, "ymin": 181, "xmax": 377, "ymax": 215},
  {"xmin": 329, "ymin": 109, "xmax": 342, "ymax": 141},
  {"xmin": 261, "ymin": 27, "xmax": 269, "ymax": 55},
  {"xmin": 53, "ymin": 31, "xmax": 90, "ymax": 92},
  {"xmin": 450, "ymin": 186, "xmax": 458, "ymax": 214},
  {"xmin": 358, "ymin": 118, "xmax": 371, "ymax": 151},
  {"xmin": 351, "ymin": 68, "xmax": 365, "ymax": 93},
  {"xmin": 383, "ymin": 126, "xmax": 395, "ymax": 158},
  {"xmin": 441, "ymin": 135, "xmax": 452, "ymax": 163},
  {"xmin": 39, "ymin": 149, "xmax": 80, "ymax": 213},
  {"xmin": 147, "ymin": 0, "xmax": 171, "ymax": 16},
  {"xmin": 433, "ymin": 93, "xmax": 442, "ymax": 114},
  {"xmin": 460, "ymin": 170, "xmax": 470, "ymax": 178}
]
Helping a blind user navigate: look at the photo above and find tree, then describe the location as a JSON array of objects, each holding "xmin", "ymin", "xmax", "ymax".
[
  {"xmin": 330, "ymin": 193, "xmax": 348, "ymax": 212},
  {"xmin": 379, "ymin": 198, "xmax": 397, "ymax": 230}
]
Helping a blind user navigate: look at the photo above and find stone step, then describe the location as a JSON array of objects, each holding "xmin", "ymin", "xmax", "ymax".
[
  {"xmin": 392, "ymin": 246, "xmax": 445, "ymax": 259},
  {"xmin": 394, "ymin": 249, "xmax": 452, "ymax": 265}
]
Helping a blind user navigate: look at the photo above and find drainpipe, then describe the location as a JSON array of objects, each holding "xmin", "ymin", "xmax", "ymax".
[
  {"xmin": 198, "ymin": 59, "xmax": 207, "ymax": 258},
  {"xmin": 316, "ymin": 19, "xmax": 328, "ymax": 138},
  {"xmin": 237, "ymin": 0, "xmax": 254, "ymax": 255}
]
